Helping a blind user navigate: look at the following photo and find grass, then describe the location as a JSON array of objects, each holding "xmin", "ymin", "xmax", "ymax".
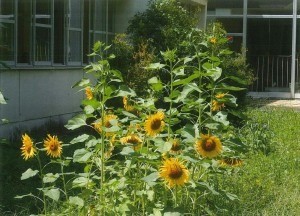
[
  {"xmin": 1, "ymin": 106, "xmax": 300, "ymax": 215},
  {"xmin": 214, "ymin": 106, "xmax": 300, "ymax": 215}
]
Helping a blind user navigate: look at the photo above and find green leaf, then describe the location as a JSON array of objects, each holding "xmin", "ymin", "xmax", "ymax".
[
  {"xmin": 43, "ymin": 173, "xmax": 59, "ymax": 183},
  {"xmin": 122, "ymin": 111, "xmax": 138, "ymax": 118},
  {"xmin": 72, "ymin": 78, "xmax": 90, "ymax": 88},
  {"xmin": 44, "ymin": 188, "xmax": 60, "ymax": 201},
  {"xmin": 0, "ymin": 91, "xmax": 6, "ymax": 104},
  {"xmin": 120, "ymin": 146, "xmax": 135, "ymax": 156},
  {"xmin": 173, "ymin": 72, "xmax": 200, "ymax": 87},
  {"xmin": 15, "ymin": 193, "xmax": 35, "ymax": 199},
  {"xmin": 212, "ymin": 111, "xmax": 229, "ymax": 126},
  {"xmin": 73, "ymin": 149, "xmax": 92, "ymax": 163},
  {"xmin": 156, "ymin": 140, "xmax": 172, "ymax": 153},
  {"xmin": 65, "ymin": 114, "xmax": 87, "ymax": 130},
  {"xmin": 197, "ymin": 181, "xmax": 219, "ymax": 195},
  {"xmin": 110, "ymin": 69, "xmax": 123, "ymax": 80},
  {"xmin": 146, "ymin": 62, "xmax": 166, "ymax": 70},
  {"xmin": 70, "ymin": 134, "xmax": 90, "ymax": 144},
  {"xmin": 208, "ymin": 67, "xmax": 222, "ymax": 81},
  {"xmin": 142, "ymin": 172, "xmax": 159, "ymax": 187},
  {"xmin": 84, "ymin": 105, "xmax": 95, "ymax": 114},
  {"xmin": 116, "ymin": 85, "xmax": 136, "ymax": 97},
  {"xmin": 21, "ymin": 169, "xmax": 39, "ymax": 180},
  {"xmin": 69, "ymin": 196, "xmax": 84, "ymax": 207},
  {"xmin": 72, "ymin": 177, "xmax": 92, "ymax": 188},
  {"xmin": 164, "ymin": 212, "xmax": 181, "ymax": 216},
  {"xmin": 183, "ymin": 56, "xmax": 193, "ymax": 64},
  {"xmin": 218, "ymin": 83, "xmax": 246, "ymax": 91}
]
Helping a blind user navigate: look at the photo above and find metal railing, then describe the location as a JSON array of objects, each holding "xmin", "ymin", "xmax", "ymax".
[{"xmin": 249, "ymin": 55, "xmax": 300, "ymax": 92}]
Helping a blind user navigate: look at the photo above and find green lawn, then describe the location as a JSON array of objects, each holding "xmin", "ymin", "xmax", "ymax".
[{"xmin": 215, "ymin": 106, "xmax": 300, "ymax": 215}]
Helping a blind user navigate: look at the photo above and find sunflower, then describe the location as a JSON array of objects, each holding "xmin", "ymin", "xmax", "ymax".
[
  {"xmin": 120, "ymin": 134, "xmax": 143, "ymax": 151},
  {"xmin": 123, "ymin": 96, "xmax": 138, "ymax": 114},
  {"xmin": 93, "ymin": 114, "xmax": 118, "ymax": 136},
  {"xmin": 20, "ymin": 134, "xmax": 36, "ymax": 160},
  {"xmin": 210, "ymin": 37, "xmax": 217, "ymax": 44},
  {"xmin": 211, "ymin": 93, "xmax": 226, "ymax": 112},
  {"xmin": 211, "ymin": 100, "xmax": 225, "ymax": 111},
  {"xmin": 85, "ymin": 87, "xmax": 93, "ymax": 100},
  {"xmin": 159, "ymin": 158, "xmax": 189, "ymax": 188},
  {"xmin": 219, "ymin": 157, "xmax": 243, "ymax": 167},
  {"xmin": 44, "ymin": 134, "xmax": 62, "ymax": 158},
  {"xmin": 195, "ymin": 134, "xmax": 222, "ymax": 158},
  {"xmin": 170, "ymin": 139, "xmax": 181, "ymax": 154},
  {"xmin": 144, "ymin": 111, "xmax": 165, "ymax": 136}
]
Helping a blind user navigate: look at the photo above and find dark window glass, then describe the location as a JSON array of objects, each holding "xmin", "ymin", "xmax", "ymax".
[
  {"xmin": 0, "ymin": 0, "xmax": 15, "ymax": 61},
  {"xmin": 36, "ymin": 0, "xmax": 51, "ymax": 24},
  {"xmin": 54, "ymin": 0, "xmax": 65, "ymax": 64},
  {"xmin": 68, "ymin": 31, "xmax": 81, "ymax": 62},
  {"xmin": 17, "ymin": 0, "xmax": 31, "ymax": 63},
  {"xmin": 35, "ymin": 27, "xmax": 51, "ymax": 61},
  {"xmin": 94, "ymin": 0, "xmax": 106, "ymax": 31},
  {"xmin": 70, "ymin": 0, "xmax": 81, "ymax": 28}
]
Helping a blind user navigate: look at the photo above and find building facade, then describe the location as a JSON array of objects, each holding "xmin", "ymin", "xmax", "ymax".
[
  {"xmin": 0, "ymin": 0, "xmax": 207, "ymax": 139},
  {"xmin": 207, "ymin": 0, "xmax": 300, "ymax": 98}
]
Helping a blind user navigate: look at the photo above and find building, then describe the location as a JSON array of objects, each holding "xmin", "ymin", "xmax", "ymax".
[
  {"xmin": 207, "ymin": 0, "xmax": 300, "ymax": 98},
  {"xmin": 0, "ymin": 0, "xmax": 207, "ymax": 139}
]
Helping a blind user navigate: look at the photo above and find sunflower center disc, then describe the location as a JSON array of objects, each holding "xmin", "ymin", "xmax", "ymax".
[{"xmin": 151, "ymin": 119, "xmax": 161, "ymax": 130}]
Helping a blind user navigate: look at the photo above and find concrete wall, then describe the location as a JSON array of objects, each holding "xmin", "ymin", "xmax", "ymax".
[{"xmin": 0, "ymin": 68, "xmax": 84, "ymax": 139}]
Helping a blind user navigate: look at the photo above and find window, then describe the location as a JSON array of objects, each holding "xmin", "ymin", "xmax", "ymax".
[
  {"xmin": 0, "ymin": 0, "xmax": 15, "ymax": 62},
  {"xmin": 0, "ymin": 0, "xmax": 115, "ymax": 66}
]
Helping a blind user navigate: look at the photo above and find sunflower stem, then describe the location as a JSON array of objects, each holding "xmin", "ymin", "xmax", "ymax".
[
  {"xmin": 167, "ymin": 61, "xmax": 173, "ymax": 140},
  {"xmin": 174, "ymin": 186, "xmax": 178, "ymax": 207},
  {"xmin": 196, "ymin": 53, "xmax": 203, "ymax": 132},
  {"xmin": 60, "ymin": 158, "xmax": 68, "ymax": 200},
  {"xmin": 36, "ymin": 152, "xmax": 47, "ymax": 215}
]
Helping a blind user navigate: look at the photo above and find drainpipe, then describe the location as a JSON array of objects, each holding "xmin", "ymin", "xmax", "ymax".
[
  {"xmin": 291, "ymin": 0, "xmax": 297, "ymax": 98},
  {"xmin": 242, "ymin": 0, "xmax": 247, "ymax": 56}
]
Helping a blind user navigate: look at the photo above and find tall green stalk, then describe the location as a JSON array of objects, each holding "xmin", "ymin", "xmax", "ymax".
[{"xmin": 36, "ymin": 152, "xmax": 47, "ymax": 215}]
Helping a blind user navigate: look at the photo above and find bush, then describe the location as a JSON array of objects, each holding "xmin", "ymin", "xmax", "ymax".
[{"xmin": 127, "ymin": 0, "xmax": 200, "ymax": 53}]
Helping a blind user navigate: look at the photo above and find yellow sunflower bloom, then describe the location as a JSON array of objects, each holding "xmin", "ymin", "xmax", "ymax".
[
  {"xmin": 159, "ymin": 158, "xmax": 189, "ymax": 188},
  {"xmin": 123, "ymin": 96, "xmax": 138, "ymax": 114},
  {"xmin": 195, "ymin": 134, "xmax": 222, "ymax": 158},
  {"xmin": 210, "ymin": 37, "xmax": 217, "ymax": 44},
  {"xmin": 170, "ymin": 139, "xmax": 181, "ymax": 154},
  {"xmin": 120, "ymin": 134, "xmax": 143, "ymax": 151},
  {"xmin": 44, "ymin": 134, "xmax": 62, "ymax": 158},
  {"xmin": 219, "ymin": 157, "xmax": 243, "ymax": 167},
  {"xmin": 215, "ymin": 93, "xmax": 226, "ymax": 99},
  {"xmin": 211, "ymin": 100, "xmax": 225, "ymax": 111},
  {"xmin": 20, "ymin": 134, "xmax": 36, "ymax": 160},
  {"xmin": 85, "ymin": 87, "xmax": 93, "ymax": 100},
  {"xmin": 93, "ymin": 114, "xmax": 118, "ymax": 136},
  {"xmin": 144, "ymin": 111, "xmax": 165, "ymax": 136},
  {"xmin": 211, "ymin": 93, "xmax": 226, "ymax": 111}
]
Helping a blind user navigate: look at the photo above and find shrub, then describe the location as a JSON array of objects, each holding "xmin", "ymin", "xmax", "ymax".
[{"xmin": 127, "ymin": 0, "xmax": 200, "ymax": 53}]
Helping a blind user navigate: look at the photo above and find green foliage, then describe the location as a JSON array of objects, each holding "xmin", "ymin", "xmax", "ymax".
[
  {"xmin": 15, "ymin": 39, "xmax": 247, "ymax": 215},
  {"xmin": 127, "ymin": 0, "xmax": 199, "ymax": 52},
  {"xmin": 211, "ymin": 107, "xmax": 300, "ymax": 215}
]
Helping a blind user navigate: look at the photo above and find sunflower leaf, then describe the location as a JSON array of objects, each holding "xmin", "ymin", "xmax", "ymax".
[
  {"xmin": 70, "ymin": 134, "xmax": 90, "ymax": 144},
  {"xmin": 65, "ymin": 114, "xmax": 87, "ymax": 130},
  {"xmin": 73, "ymin": 149, "xmax": 92, "ymax": 163},
  {"xmin": 43, "ymin": 188, "xmax": 60, "ymax": 201},
  {"xmin": 69, "ymin": 196, "xmax": 84, "ymax": 207},
  {"xmin": 21, "ymin": 168, "xmax": 39, "ymax": 180},
  {"xmin": 142, "ymin": 172, "xmax": 159, "ymax": 187},
  {"xmin": 43, "ymin": 173, "xmax": 60, "ymax": 183},
  {"xmin": 120, "ymin": 146, "xmax": 135, "ymax": 156}
]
